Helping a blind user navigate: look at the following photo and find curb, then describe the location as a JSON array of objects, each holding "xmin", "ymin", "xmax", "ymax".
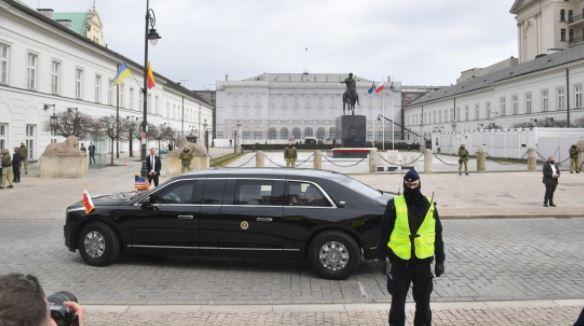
[{"xmin": 441, "ymin": 213, "xmax": 584, "ymax": 220}]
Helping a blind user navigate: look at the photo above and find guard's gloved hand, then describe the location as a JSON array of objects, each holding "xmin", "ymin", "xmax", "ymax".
[{"xmin": 435, "ymin": 262, "xmax": 445, "ymax": 277}]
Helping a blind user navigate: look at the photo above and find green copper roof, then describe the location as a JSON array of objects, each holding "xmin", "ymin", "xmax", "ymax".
[{"xmin": 52, "ymin": 12, "xmax": 88, "ymax": 36}]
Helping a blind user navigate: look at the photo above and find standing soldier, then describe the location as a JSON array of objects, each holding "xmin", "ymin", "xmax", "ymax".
[
  {"xmin": 0, "ymin": 149, "xmax": 13, "ymax": 189},
  {"xmin": 569, "ymin": 144, "xmax": 580, "ymax": 174},
  {"xmin": 88, "ymin": 143, "xmax": 96, "ymax": 165},
  {"xmin": 12, "ymin": 147, "xmax": 22, "ymax": 183},
  {"xmin": 543, "ymin": 156, "xmax": 560, "ymax": 207},
  {"xmin": 178, "ymin": 147, "xmax": 194, "ymax": 173},
  {"xmin": 378, "ymin": 169, "xmax": 445, "ymax": 326},
  {"xmin": 18, "ymin": 143, "xmax": 28, "ymax": 176},
  {"xmin": 458, "ymin": 144, "xmax": 469, "ymax": 176},
  {"xmin": 284, "ymin": 142, "xmax": 297, "ymax": 168}
]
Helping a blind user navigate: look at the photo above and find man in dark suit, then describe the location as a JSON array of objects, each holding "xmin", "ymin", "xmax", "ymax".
[
  {"xmin": 145, "ymin": 147, "xmax": 161, "ymax": 187},
  {"xmin": 542, "ymin": 155, "xmax": 560, "ymax": 207}
]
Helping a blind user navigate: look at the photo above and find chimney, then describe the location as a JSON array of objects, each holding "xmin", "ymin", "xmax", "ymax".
[
  {"xmin": 37, "ymin": 8, "xmax": 54, "ymax": 19},
  {"xmin": 56, "ymin": 19, "xmax": 72, "ymax": 29}
]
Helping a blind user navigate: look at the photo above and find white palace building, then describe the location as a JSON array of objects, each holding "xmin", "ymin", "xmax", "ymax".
[
  {"xmin": 215, "ymin": 73, "xmax": 404, "ymax": 145},
  {"xmin": 0, "ymin": 0, "xmax": 213, "ymax": 161},
  {"xmin": 404, "ymin": 0, "xmax": 584, "ymax": 149}
]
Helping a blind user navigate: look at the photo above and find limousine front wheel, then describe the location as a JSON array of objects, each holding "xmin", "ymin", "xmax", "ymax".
[
  {"xmin": 309, "ymin": 230, "xmax": 361, "ymax": 280},
  {"xmin": 78, "ymin": 222, "xmax": 120, "ymax": 266}
]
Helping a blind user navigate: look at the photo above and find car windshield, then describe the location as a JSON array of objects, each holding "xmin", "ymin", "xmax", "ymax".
[{"xmin": 337, "ymin": 175, "xmax": 382, "ymax": 200}]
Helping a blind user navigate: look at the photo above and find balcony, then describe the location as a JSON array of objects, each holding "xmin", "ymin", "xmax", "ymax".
[
  {"xmin": 569, "ymin": 35, "xmax": 584, "ymax": 47},
  {"xmin": 568, "ymin": 14, "xmax": 584, "ymax": 27}
]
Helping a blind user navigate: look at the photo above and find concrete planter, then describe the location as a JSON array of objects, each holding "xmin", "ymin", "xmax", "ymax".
[{"xmin": 40, "ymin": 155, "xmax": 88, "ymax": 178}]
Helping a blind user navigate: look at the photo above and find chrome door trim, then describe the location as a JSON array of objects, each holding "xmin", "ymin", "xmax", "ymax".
[{"xmin": 127, "ymin": 244, "xmax": 300, "ymax": 251}]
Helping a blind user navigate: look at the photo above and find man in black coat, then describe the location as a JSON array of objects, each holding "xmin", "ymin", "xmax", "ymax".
[
  {"xmin": 11, "ymin": 147, "xmax": 22, "ymax": 183},
  {"xmin": 145, "ymin": 147, "xmax": 161, "ymax": 187},
  {"xmin": 378, "ymin": 169, "xmax": 445, "ymax": 326},
  {"xmin": 542, "ymin": 155, "xmax": 560, "ymax": 207}
]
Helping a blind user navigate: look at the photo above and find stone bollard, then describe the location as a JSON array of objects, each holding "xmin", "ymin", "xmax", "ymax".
[
  {"xmin": 369, "ymin": 148, "xmax": 378, "ymax": 173},
  {"xmin": 476, "ymin": 148, "xmax": 486, "ymax": 172},
  {"xmin": 255, "ymin": 151, "xmax": 264, "ymax": 168},
  {"xmin": 313, "ymin": 150, "xmax": 322, "ymax": 169},
  {"xmin": 527, "ymin": 148, "xmax": 537, "ymax": 171},
  {"xmin": 424, "ymin": 149, "xmax": 432, "ymax": 173}
]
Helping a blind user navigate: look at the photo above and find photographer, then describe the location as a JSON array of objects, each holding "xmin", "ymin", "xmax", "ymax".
[{"xmin": 0, "ymin": 273, "xmax": 84, "ymax": 326}]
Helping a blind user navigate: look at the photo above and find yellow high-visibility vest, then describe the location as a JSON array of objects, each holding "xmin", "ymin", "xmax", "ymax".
[{"xmin": 387, "ymin": 195, "xmax": 436, "ymax": 260}]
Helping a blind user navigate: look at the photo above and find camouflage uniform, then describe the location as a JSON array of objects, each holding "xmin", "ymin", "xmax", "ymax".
[
  {"xmin": 284, "ymin": 145, "xmax": 297, "ymax": 168},
  {"xmin": 18, "ymin": 144, "xmax": 28, "ymax": 175},
  {"xmin": 0, "ymin": 149, "xmax": 13, "ymax": 189},
  {"xmin": 569, "ymin": 144, "xmax": 580, "ymax": 174},
  {"xmin": 458, "ymin": 145, "xmax": 469, "ymax": 176},
  {"xmin": 178, "ymin": 148, "xmax": 194, "ymax": 173}
]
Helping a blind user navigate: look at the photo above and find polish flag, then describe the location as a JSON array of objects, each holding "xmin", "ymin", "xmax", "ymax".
[
  {"xmin": 82, "ymin": 190, "xmax": 95, "ymax": 214},
  {"xmin": 375, "ymin": 82, "xmax": 385, "ymax": 94}
]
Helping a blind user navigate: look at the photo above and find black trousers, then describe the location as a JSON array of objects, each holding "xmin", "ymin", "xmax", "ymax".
[
  {"xmin": 544, "ymin": 182, "xmax": 557, "ymax": 205},
  {"xmin": 12, "ymin": 165, "xmax": 20, "ymax": 182},
  {"xmin": 89, "ymin": 153, "xmax": 96, "ymax": 165},
  {"xmin": 148, "ymin": 174, "xmax": 159, "ymax": 187},
  {"xmin": 388, "ymin": 260, "xmax": 433, "ymax": 326}
]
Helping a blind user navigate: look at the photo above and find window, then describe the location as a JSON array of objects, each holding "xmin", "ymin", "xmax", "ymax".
[
  {"xmin": 155, "ymin": 95, "xmax": 159, "ymax": 114},
  {"xmin": 254, "ymin": 130, "xmax": 262, "ymax": 140},
  {"xmin": 120, "ymin": 84, "xmax": 126, "ymax": 108},
  {"xmin": 152, "ymin": 180, "xmax": 201, "ymax": 204},
  {"xmin": 541, "ymin": 89, "xmax": 549, "ymax": 112},
  {"xmin": 569, "ymin": 10, "xmax": 573, "ymax": 22},
  {"xmin": 0, "ymin": 124, "xmax": 7, "ymax": 151},
  {"xmin": 25, "ymin": 124, "xmax": 35, "ymax": 160},
  {"xmin": 200, "ymin": 179, "xmax": 225, "ymax": 204},
  {"xmin": 316, "ymin": 127, "xmax": 325, "ymax": 140},
  {"xmin": 432, "ymin": 111, "xmax": 436, "ymax": 124},
  {"xmin": 328, "ymin": 127, "xmax": 335, "ymax": 139},
  {"xmin": 94, "ymin": 74, "xmax": 102, "ymax": 103},
  {"xmin": 474, "ymin": 104, "xmax": 480, "ymax": 120},
  {"xmin": 465, "ymin": 106, "xmax": 469, "ymax": 121},
  {"xmin": 486, "ymin": 102, "xmax": 491, "ymax": 119},
  {"xmin": 234, "ymin": 180, "xmax": 285, "ymax": 206},
  {"xmin": 268, "ymin": 127, "xmax": 277, "ymax": 139},
  {"xmin": 0, "ymin": 43, "xmax": 8, "ymax": 84},
  {"xmin": 75, "ymin": 68, "xmax": 83, "ymax": 99},
  {"xmin": 525, "ymin": 92, "xmax": 532, "ymax": 113},
  {"xmin": 304, "ymin": 127, "xmax": 313, "ymax": 137},
  {"xmin": 569, "ymin": 28, "xmax": 574, "ymax": 42},
  {"xmin": 575, "ymin": 84, "xmax": 583, "ymax": 108},
  {"xmin": 512, "ymin": 95, "xmax": 519, "ymax": 114},
  {"xmin": 287, "ymin": 181, "xmax": 330, "ymax": 207},
  {"xmin": 557, "ymin": 87, "xmax": 565, "ymax": 110},
  {"xmin": 561, "ymin": 28, "xmax": 566, "ymax": 41},
  {"xmin": 279, "ymin": 127, "xmax": 289, "ymax": 140},
  {"xmin": 292, "ymin": 127, "xmax": 301, "ymax": 140},
  {"xmin": 51, "ymin": 61, "xmax": 60, "ymax": 95},
  {"xmin": 148, "ymin": 94, "xmax": 152, "ymax": 113},
  {"xmin": 456, "ymin": 107, "xmax": 461, "ymax": 121},
  {"xmin": 108, "ymin": 79, "xmax": 113, "ymax": 106},
  {"xmin": 129, "ymin": 87, "xmax": 134, "ymax": 110},
  {"xmin": 26, "ymin": 52, "xmax": 38, "ymax": 90},
  {"xmin": 500, "ymin": 97, "xmax": 506, "ymax": 116},
  {"xmin": 561, "ymin": 9, "xmax": 566, "ymax": 22}
]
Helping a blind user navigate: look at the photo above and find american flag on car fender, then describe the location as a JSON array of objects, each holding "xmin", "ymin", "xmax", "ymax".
[{"xmin": 135, "ymin": 175, "xmax": 150, "ymax": 191}]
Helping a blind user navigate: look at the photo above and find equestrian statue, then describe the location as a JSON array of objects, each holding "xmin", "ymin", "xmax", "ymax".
[{"xmin": 340, "ymin": 73, "xmax": 360, "ymax": 115}]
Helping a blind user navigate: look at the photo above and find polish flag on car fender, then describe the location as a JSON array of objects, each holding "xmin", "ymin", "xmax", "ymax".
[
  {"xmin": 82, "ymin": 190, "xmax": 95, "ymax": 214},
  {"xmin": 375, "ymin": 82, "xmax": 385, "ymax": 94}
]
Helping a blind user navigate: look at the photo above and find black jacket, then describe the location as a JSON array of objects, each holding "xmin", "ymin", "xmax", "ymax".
[
  {"xmin": 145, "ymin": 155, "xmax": 161, "ymax": 174},
  {"xmin": 12, "ymin": 152, "xmax": 22, "ymax": 167},
  {"xmin": 377, "ymin": 197, "xmax": 445, "ymax": 264},
  {"xmin": 542, "ymin": 162, "xmax": 560, "ymax": 184}
]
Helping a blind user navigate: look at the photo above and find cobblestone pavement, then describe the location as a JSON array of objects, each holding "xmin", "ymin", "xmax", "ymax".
[
  {"xmin": 1, "ymin": 219, "xmax": 583, "ymax": 306},
  {"xmin": 84, "ymin": 302, "xmax": 584, "ymax": 325}
]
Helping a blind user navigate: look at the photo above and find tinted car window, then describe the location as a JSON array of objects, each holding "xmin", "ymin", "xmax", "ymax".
[
  {"xmin": 152, "ymin": 181, "xmax": 195, "ymax": 204},
  {"xmin": 200, "ymin": 179, "xmax": 225, "ymax": 204},
  {"xmin": 234, "ymin": 180, "xmax": 285, "ymax": 205},
  {"xmin": 287, "ymin": 181, "xmax": 331, "ymax": 207}
]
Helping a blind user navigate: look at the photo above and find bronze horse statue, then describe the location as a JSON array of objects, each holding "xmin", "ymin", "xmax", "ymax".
[{"xmin": 341, "ymin": 73, "xmax": 360, "ymax": 115}]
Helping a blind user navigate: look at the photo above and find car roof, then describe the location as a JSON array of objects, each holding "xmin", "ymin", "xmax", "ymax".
[{"xmin": 175, "ymin": 168, "xmax": 347, "ymax": 181}]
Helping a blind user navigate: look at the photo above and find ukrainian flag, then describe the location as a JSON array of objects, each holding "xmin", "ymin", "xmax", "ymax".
[{"xmin": 114, "ymin": 63, "xmax": 131, "ymax": 85}]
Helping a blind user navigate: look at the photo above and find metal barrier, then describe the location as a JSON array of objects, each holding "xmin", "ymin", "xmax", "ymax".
[{"xmin": 225, "ymin": 154, "xmax": 256, "ymax": 168}]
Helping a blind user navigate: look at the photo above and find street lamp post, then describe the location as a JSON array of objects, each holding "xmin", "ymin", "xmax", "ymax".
[
  {"xmin": 203, "ymin": 119, "xmax": 209, "ymax": 151},
  {"xmin": 140, "ymin": 0, "xmax": 162, "ymax": 176}
]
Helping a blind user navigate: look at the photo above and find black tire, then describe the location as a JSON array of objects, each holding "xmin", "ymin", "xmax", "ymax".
[
  {"xmin": 78, "ymin": 222, "xmax": 120, "ymax": 266},
  {"xmin": 308, "ymin": 230, "xmax": 361, "ymax": 280}
]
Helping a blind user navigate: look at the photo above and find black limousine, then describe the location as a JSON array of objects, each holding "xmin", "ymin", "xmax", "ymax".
[{"xmin": 64, "ymin": 168, "xmax": 391, "ymax": 279}]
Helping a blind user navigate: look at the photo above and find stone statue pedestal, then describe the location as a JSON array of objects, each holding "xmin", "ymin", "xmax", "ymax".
[
  {"xmin": 163, "ymin": 156, "xmax": 209, "ymax": 177},
  {"xmin": 40, "ymin": 154, "xmax": 88, "ymax": 178},
  {"xmin": 335, "ymin": 115, "xmax": 367, "ymax": 147}
]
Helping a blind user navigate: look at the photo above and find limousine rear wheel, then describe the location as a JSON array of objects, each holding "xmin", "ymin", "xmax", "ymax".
[
  {"xmin": 78, "ymin": 222, "xmax": 120, "ymax": 266},
  {"xmin": 309, "ymin": 230, "xmax": 361, "ymax": 280}
]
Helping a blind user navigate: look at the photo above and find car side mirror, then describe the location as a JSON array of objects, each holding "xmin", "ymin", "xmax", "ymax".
[{"xmin": 141, "ymin": 196, "xmax": 154, "ymax": 207}]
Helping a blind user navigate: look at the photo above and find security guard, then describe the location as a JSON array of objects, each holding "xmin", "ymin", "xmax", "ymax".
[
  {"xmin": 458, "ymin": 144, "xmax": 469, "ymax": 176},
  {"xmin": 378, "ymin": 169, "xmax": 445, "ymax": 326},
  {"xmin": 178, "ymin": 147, "xmax": 194, "ymax": 173},
  {"xmin": 284, "ymin": 142, "xmax": 297, "ymax": 168},
  {"xmin": 569, "ymin": 144, "xmax": 580, "ymax": 174}
]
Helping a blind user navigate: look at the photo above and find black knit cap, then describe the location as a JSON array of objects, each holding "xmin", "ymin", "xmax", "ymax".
[{"xmin": 403, "ymin": 169, "xmax": 420, "ymax": 182}]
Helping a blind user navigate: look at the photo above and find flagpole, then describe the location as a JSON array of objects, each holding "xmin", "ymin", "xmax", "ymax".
[
  {"xmin": 391, "ymin": 89, "xmax": 395, "ymax": 150},
  {"xmin": 382, "ymin": 90, "xmax": 385, "ymax": 152},
  {"xmin": 369, "ymin": 92, "xmax": 373, "ymax": 146}
]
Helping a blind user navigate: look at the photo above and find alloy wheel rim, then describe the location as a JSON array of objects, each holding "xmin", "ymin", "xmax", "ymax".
[
  {"xmin": 84, "ymin": 231, "xmax": 106, "ymax": 259},
  {"xmin": 318, "ymin": 241, "xmax": 349, "ymax": 272}
]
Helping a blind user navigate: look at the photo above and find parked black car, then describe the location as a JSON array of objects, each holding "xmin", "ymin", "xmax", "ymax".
[{"xmin": 64, "ymin": 168, "xmax": 391, "ymax": 279}]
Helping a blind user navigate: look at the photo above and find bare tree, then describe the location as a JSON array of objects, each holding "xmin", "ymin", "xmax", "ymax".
[
  {"xmin": 574, "ymin": 116, "xmax": 584, "ymax": 128},
  {"xmin": 44, "ymin": 110, "xmax": 94, "ymax": 139},
  {"xmin": 99, "ymin": 115, "xmax": 125, "ymax": 165}
]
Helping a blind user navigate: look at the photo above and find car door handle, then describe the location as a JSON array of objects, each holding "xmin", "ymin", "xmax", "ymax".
[
  {"xmin": 177, "ymin": 215, "xmax": 194, "ymax": 220},
  {"xmin": 256, "ymin": 217, "xmax": 273, "ymax": 222}
]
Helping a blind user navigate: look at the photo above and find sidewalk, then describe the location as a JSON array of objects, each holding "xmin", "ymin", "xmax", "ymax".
[{"xmin": 84, "ymin": 300, "xmax": 584, "ymax": 325}]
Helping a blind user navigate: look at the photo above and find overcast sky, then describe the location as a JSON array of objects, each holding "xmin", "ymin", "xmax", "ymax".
[{"xmin": 23, "ymin": 0, "xmax": 518, "ymax": 89}]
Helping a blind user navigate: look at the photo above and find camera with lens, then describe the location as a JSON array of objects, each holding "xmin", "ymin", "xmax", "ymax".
[{"xmin": 48, "ymin": 291, "xmax": 80, "ymax": 326}]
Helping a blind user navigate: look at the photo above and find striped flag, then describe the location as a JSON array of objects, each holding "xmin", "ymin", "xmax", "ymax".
[
  {"xmin": 114, "ymin": 63, "xmax": 131, "ymax": 85},
  {"xmin": 82, "ymin": 190, "xmax": 95, "ymax": 214},
  {"xmin": 135, "ymin": 175, "xmax": 150, "ymax": 191},
  {"xmin": 147, "ymin": 62, "xmax": 156, "ymax": 89},
  {"xmin": 375, "ymin": 82, "xmax": 385, "ymax": 94}
]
